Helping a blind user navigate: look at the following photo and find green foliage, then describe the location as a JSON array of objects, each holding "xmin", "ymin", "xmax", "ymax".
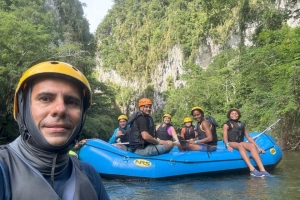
[
  {"xmin": 2, "ymin": 0, "xmax": 300, "ymax": 150},
  {"xmin": 100, "ymin": 0, "xmax": 299, "ymax": 149},
  {"xmin": 0, "ymin": 0, "xmax": 59, "ymax": 141},
  {"xmin": 0, "ymin": 0, "xmax": 119, "ymax": 143},
  {"xmin": 155, "ymin": 25, "xmax": 300, "ymax": 149},
  {"xmin": 83, "ymin": 79, "xmax": 120, "ymax": 140}
]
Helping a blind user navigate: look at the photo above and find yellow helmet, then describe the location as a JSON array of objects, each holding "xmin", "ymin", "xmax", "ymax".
[
  {"xmin": 191, "ymin": 106, "xmax": 204, "ymax": 115},
  {"xmin": 118, "ymin": 115, "xmax": 128, "ymax": 121},
  {"xmin": 138, "ymin": 98, "xmax": 152, "ymax": 107},
  {"xmin": 183, "ymin": 117, "xmax": 192, "ymax": 123},
  {"xmin": 163, "ymin": 114, "xmax": 172, "ymax": 119},
  {"xmin": 14, "ymin": 61, "xmax": 92, "ymax": 119}
]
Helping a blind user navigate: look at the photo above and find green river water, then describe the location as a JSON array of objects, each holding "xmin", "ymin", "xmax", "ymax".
[{"xmin": 105, "ymin": 151, "xmax": 300, "ymax": 200}]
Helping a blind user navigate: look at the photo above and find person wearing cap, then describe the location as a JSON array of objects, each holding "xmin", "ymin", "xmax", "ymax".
[
  {"xmin": 108, "ymin": 114, "xmax": 129, "ymax": 150},
  {"xmin": 180, "ymin": 117, "xmax": 195, "ymax": 140},
  {"xmin": 156, "ymin": 114, "xmax": 180, "ymax": 145},
  {"xmin": 180, "ymin": 106, "xmax": 218, "ymax": 152},
  {"xmin": 74, "ymin": 114, "xmax": 129, "ymax": 151},
  {"xmin": 128, "ymin": 98, "xmax": 173, "ymax": 156},
  {"xmin": 223, "ymin": 108, "xmax": 270, "ymax": 177},
  {"xmin": 0, "ymin": 61, "xmax": 110, "ymax": 199},
  {"xmin": 108, "ymin": 115, "xmax": 129, "ymax": 144}
]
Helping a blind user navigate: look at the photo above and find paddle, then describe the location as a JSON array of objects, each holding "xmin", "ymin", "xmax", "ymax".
[
  {"xmin": 113, "ymin": 142, "xmax": 129, "ymax": 145},
  {"xmin": 115, "ymin": 141, "xmax": 188, "ymax": 145},
  {"xmin": 177, "ymin": 135, "xmax": 206, "ymax": 146},
  {"xmin": 114, "ymin": 141, "xmax": 184, "ymax": 145},
  {"xmin": 114, "ymin": 138, "xmax": 205, "ymax": 146},
  {"xmin": 251, "ymin": 117, "xmax": 283, "ymax": 140}
]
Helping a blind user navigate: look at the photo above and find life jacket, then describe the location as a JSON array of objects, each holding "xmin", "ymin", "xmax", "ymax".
[
  {"xmin": 156, "ymin": 124, "xmax": 173, "ymax": 140},
  {"xmin": 116, "ymin": 126, "xmax": 128, "ymax": 143},
  {"xmin": 195, "ymin": 119, "xmax": 218, "ymax": 145},
  {"xmin": 183, "ymin": 125, "xmax": 195, "ymax": 140},
  {"xmin": 226, "ymin": 120, "xmax": 245, "ymax": 142},
  {"xmin": 0, "ymin": 145, "xmax": 99, "ymax": 200},
  {"xmin": 128, "ymin": 112, "xmax": 155, "ymax": 151}
]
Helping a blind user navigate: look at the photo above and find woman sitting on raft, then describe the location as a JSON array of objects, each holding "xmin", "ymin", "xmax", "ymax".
[
  {"xmin": 223, "ymin": 108, "xmax": 271, "ymax": 177},
  {"xmin": 179, "ymin": 106, "xmax": 217, "ymax": 152}
]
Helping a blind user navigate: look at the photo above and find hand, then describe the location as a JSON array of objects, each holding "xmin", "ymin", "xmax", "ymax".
[
  {"xmin": 116, "ymin": 131, "xmax": 124, "ymax": 137},
  {"xmin": 227, "ymin": 146, "xmax": 233, "ymax": 152},
  {"xmin": 257, "ymin": 147, "xmax": 265, "ymax": 154},
  {"xmin": 159, "ymin": 140, "xmax": 172, "ymax": 146},
  {"xmin": 74, "ymin": 139, "xmax": 88, "ymax": 150}
]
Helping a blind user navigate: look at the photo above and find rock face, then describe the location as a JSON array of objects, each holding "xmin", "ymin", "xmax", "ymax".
[
  {"xmin": 45, "ymin": 0, "xmax": 60, "ymax": 19},
  {"xmin": 95, "ymin": 1, "xmax": 300, "ymax": 114},
  {"xmin": 151, "ymin": 45, "xmax": 185, "ymax": 111},
  {"xmin": 278, "ymin": 0, "xmax": 300, "ymax": 28}
]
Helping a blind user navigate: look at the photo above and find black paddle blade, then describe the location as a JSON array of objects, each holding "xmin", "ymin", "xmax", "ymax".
[{"xmin": 177, "ymin": 135, "xmax": 189, "ymax": 146}]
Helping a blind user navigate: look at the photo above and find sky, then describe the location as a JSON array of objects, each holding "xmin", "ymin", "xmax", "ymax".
[{"xmin": 80, "ymin": 0, "xmax": 114, "ymax": 33}]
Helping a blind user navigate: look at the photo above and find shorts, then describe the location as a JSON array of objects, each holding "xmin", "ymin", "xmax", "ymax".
[
  {"xmin": 134, "ymin": 144, "xmax": 170, "ymax": 156},
  {"xmin": 198, "ymin": 144, "xmax": 217, "ymax": 152}
]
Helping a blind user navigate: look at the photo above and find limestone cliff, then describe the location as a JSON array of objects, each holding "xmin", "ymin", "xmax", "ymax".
[{"xmin": 94, "ymin": 0, "xmax": 300, "ymax": 114}]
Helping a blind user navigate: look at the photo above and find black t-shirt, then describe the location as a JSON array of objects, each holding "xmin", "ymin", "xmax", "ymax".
[{"xmin": 136, "ymin": 115, "xmax": 150, "ymax": 133}]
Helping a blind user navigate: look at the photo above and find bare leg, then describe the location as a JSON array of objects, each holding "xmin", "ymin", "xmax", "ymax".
[
  {"xmin": 240, "ymin": 142, "xmax": 266, "ymax": 171},
  {"xmin": 229, "ymin": 142, "xmax": 256, "ymax": 171}
]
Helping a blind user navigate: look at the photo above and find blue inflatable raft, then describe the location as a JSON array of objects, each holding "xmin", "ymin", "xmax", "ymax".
[{"xmin": 78, "ymin": 132, "xmax": 282, "ymax": 179}]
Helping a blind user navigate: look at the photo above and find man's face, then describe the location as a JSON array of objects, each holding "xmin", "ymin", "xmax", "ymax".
[
  {"xmin": 30, "ymin": 77, "xmax": 82, "ymax": 146},
  {"xmin": 119, "ymin": 119, "xmax": 127, "ymax": 128},
  {"xmin": 140, "ymin": 104, "xmax": 152, "ymax": 115}
]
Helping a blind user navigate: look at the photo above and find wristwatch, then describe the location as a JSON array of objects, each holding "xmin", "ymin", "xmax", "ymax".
[{"xmin": 226, "ymin": 142, "xmax": 230, "ymax": 147}]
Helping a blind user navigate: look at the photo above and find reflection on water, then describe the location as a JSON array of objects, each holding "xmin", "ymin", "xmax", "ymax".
[{"xmin": 104, "ymin": 151, "xmax": 300, "ymax": 200}]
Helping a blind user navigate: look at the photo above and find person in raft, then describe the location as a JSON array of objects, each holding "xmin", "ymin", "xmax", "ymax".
[
  {"xmin": 128, "ymin": 98, "xmax": 173, "ymax": 156},
  {"xmin": 180, "ymin": 117, "xmax": 195, "ymax": 140},
  {"xmin": 179, "ymin": 106, "xmax": 218, "ymax": 152},
  {"xmin": 155, "ymin": 114, "xmax": 181, "ymax": 146},
  {"xmin": 108, "ymin": 114, "xmax": 130, "ymax": 150},
  {"xmin": 74, "ymin": 115, "xmax": 130, "ymax": 151},
  {"xmin": 223, "ymin": 108, "xmax": 270, "ymax": 177},
  {"xmin": 0, "ymin": 61, "xmax": 110, "ymax": 199}
]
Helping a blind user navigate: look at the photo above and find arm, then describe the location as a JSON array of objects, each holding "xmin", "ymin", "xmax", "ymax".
[
  {"xmin": 244, "ymin": 127, "xmax": 265, "ymax": 153},
  {"xmin": 141, "ymin": 131, "xmax": 160, "ymax": 144},
  {"xmin": 141, "ymin": 131, "xmax": 170, "ymax": 146},
  {"xmin": 223, "ymin": 124, "xmax": 233, "ymax": 151},
  {"xmin": 108, "ymin": 128, "xmax": 118, "ymax": 144},
  {"xmin": 170, "ymin": 126, "xmax": 179, "ymax": 141},
  {"xmin": 155, "ymin": 124, "xmax": 160, "ymax": 132},
  {"xmin": 138, "ymin": 117, "xmax": 160, "ymax": 145},
  {"xmin": 74, "ymin": 139, "xmax": 88, "ymax": 150}
]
